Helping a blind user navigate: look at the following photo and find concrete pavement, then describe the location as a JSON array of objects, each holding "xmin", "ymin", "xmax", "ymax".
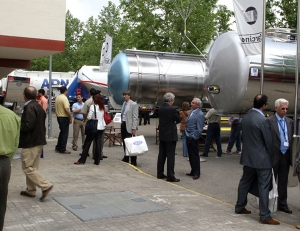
[{"xmin": 3, "ymin": 116, "xmax": 299, "ymax": 230}]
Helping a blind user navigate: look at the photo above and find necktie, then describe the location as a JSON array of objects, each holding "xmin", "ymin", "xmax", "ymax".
[
  {"xmin": 121, "ymin": 102, "xmax": 127, "ymax": 118},
  {"xmin": 189, "ymin": 110, "xmax": 194, "ymax": 118},
  {"xmin": 280, "ymin": 119, "xmax": 288, "ymax": 154}
]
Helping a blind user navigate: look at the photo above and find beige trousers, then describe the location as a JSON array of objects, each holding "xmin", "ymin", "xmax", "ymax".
[
  {"xmin": 21, "ymin": 145, "xmax": 52, "ymax": 195},
  {"xmin": 72, "ymin": 118, "xmax": 85, "ymax": 149}
]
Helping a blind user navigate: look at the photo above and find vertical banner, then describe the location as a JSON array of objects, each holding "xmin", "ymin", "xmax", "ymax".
[
  {"xmin": 233, "ymin": 0, "xmax": 263, "ymax": 56},
  {"xmin": 99, "ymin": 34, "xmax": 113, "ymax": 71}
]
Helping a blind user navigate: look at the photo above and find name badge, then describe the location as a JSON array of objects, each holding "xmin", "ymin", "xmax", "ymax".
[{"xmin": 284, "ymin": 141, "xmax": 289, "ymax": 147}]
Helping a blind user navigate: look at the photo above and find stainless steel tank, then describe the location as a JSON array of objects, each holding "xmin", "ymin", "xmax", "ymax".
[
  {"xmin": 204, "ymin": 31, "xmax": 299, "ymax": 114},
  {"xmin": 108, "ymin": 49, "xmax": 206, "ymax": 109}
]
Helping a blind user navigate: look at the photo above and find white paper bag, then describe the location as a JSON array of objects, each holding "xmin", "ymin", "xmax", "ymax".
[
  {"xmin": 124, "ymin": 135, "xmax": 148, "ymax": 156},
  {"xmin": 256, "ymin": 169, "xmax": 278, "ymax": 213}
]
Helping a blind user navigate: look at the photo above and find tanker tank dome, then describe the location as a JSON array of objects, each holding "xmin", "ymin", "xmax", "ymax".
[
  {"xmin": 204, "ymin": 32, "xmax": 249, "ymax": 113},
  {"xmin": 108, "ymin": 53, "xmax": 130, "ymax": 107},
  {"xmin": 108, "ymin": 49, "xmax": 206, "ymax": 110}
]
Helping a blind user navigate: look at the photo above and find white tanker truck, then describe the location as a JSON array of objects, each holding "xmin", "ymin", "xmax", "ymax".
[{"xmin": 108, "ymin": 30, "xmax": 299, "ymax": 116}]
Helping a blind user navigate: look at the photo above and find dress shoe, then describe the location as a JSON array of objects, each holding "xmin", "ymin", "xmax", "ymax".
[
  {"xmin": 186, "ymin": 172, "xmax": 193, "ymax": 176},
  {"xmin": 121, "ymin": 158, "xmax": 129, "ymax": 163},
  {"xmin": 235, "ymin": 208, "xmax": 251, "ymax": 214},
  {"xmin": 72, "ymin": 147, "xmax": 77, "ymax": 151},
  {"xmin": 131, "ymin": 162, "xmax": 137, "ymax": 166},
  {"xmin": 193, "ymin": 175, "xmax": 200, "ymax": 180},
  {"xmin": 74, "ymin": 161, "xmax": 83, "ymax": 165},
  {"xmin": 102, "ymin": 156, "xmax": 108, "ymax": 158},
  {"xmin": 94, "ymin": 162, "xmax": 100, "ymax": 165},
  {"xmin": 278, "ymin": 207, "xmax": 292, "ymax": 214},
  {"xmin": 167, "ymin": 177, "xmax": 180, "ymax": 182},
  {"xmin": 200, "ymin": 154, "xmax": 208, "ymax": 157},
  {"xmin": 40, "ymin": 185, "xmax": 53, "ymax": 202},
  {"xmin": 20, "ymin": 191, "xmax": 35, "ymax": 198},
  {"xmin": 60, "ymin": 150, "xmax": 71, "ymax": 154},
  {"xmin": 157, "ymin": 174, "xmax": 167, "ymax": 179},
  {"xmin": 99, "ymin": 158, "xmax": 103, "ymax": 160},
  {"xmin": 296, "ymin": 224, "xmax": 300, "ymax": 229},
  {"xmin": 259, "ymin": 218, "xmax": 280, "ymax": 225}
]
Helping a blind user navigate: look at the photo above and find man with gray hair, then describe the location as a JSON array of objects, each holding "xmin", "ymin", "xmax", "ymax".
[
  {"xmin": 185, "ymin": 98, "xmax": 205, "ymax": 180},
  {"xmin": 268, "ymin": 98, "xmax": 293, "ymax": 214},
  {"xmin": 157, "ymin": 92, "xmax": 181, "ymax": 182}
]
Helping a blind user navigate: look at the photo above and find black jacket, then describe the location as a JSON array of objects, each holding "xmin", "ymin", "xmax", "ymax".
[
  {"xmin": 158, "ymin": 103, "xmax": 181, "ymax": 142},
  {"xmin": 19, "ymin": 101, "xmax": 47, "ymax": 148}
]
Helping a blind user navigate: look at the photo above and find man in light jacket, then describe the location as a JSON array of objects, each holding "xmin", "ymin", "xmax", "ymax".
[{"xmin": 120, "ymin": 90, "xmax": 139, "ymax": 166}]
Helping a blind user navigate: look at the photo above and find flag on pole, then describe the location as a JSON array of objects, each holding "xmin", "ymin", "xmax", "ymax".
[
  {"xmin": 99, "ymin": 34, "xmax": 113, "ymax": 71},
  {"xmin": 233, "ymin": 0, "xmax": 263, "ymax": 56}
]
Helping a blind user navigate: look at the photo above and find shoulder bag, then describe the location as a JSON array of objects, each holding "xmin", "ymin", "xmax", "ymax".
[
  {"xmin": 104, "ymin": 107, "xmax": 112, "ymax": 125},
  {"xmin": 85, "ymin": 105, "xmax": 98, "ymax": 136}
]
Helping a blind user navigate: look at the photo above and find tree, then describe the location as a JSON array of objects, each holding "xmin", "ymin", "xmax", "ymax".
[
  {"xmin": 98, "ymin": 1, "xmax": 127, "ymax": 58},
  {"xmin": 215, "ymin": 5, "xmax": 234, "ymax": 32},
  {"xmin": 266, "ymin": 0, "xmax": 297, "ymax": 29},
  {"xmin": 118, "ymin": 0, "xmax": 232, "ymax": 54},
  {"xmin": 75, "ymin": 16, "xmax": 103, "ymax": 68}
]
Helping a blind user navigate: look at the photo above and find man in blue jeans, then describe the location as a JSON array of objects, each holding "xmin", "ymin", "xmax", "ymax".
[
  {"xmin": 201, "ymin": 108, "xmax": 223, "ymax": 158},
  {"xmin": 55, "ymin": 86, "xmax": 72, "ymax": 154},
  {"xmin": 224, "ymin": 116, "xmax": 242, "ymax": 155}
]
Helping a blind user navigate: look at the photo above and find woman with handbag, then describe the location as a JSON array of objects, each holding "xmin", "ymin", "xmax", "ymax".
[
  {"xmin": 74, "ymin": 94, "xmax": 105, "ymax": 165},
  {"xmin": 179, "ymin": 101, "xmax": 190, "ymax": 158}
]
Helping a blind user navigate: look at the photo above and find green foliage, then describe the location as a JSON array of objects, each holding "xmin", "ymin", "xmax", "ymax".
[
  {"xmin": 30, "ymin": 0, "xmax": 233, "ymax": 72},
  {"xmin": 266, "ymin": 0, "xmax": 297, "ymax": 29}
]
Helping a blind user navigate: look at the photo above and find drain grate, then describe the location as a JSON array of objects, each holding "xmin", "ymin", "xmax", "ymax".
[{"xmin": 53, "ymin": 191, "xmax": 168, "ymax": 222}]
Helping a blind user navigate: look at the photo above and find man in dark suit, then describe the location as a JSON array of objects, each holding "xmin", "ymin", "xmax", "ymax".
[
  {"xmin": 157, "ymin": 92, "xmax": 181, "ymax": 182},
  {"xmin": 121, "ymin": 90, "xmax": 139, "ymax": 166},
  {"xmin": 268, "ymin": 98, "xmax": 293, "ymax": 214},
  {"xmin": 185, "ymin": 98, "xmax": 205, "ymax": 180},
  {"xmin": 235, "ymin": 94, "xmax": 279, "ymax": 225}
]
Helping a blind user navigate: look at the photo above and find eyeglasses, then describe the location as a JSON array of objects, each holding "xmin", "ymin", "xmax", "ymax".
[{"xmin": 281, "ymin": 108, "xmax": 288, "ymax": 110}]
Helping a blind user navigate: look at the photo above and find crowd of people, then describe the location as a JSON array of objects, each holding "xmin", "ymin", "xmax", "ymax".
[{"xmin": 1, "ymin": 86, "xmax": 300, "ymax": 229}]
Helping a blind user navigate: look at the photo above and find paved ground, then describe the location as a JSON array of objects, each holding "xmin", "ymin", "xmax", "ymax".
[{"xmin": 3, "ymin": 116, "xmax": 300, "ymax": 230}]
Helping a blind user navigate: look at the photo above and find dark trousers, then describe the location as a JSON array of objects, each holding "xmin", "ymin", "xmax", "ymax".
[
  {"xmin": 56, "ymin": 117, "xmax": 70, "ymax": 152},
  {"xmin": 78, "ymin": 130, "xmax": 103, "ymax": 164},
  {"xmin": 157, "ymin": 141, "xmax": 176, "ymax": 178},
  {"xmin": 139, "ymin": 112, "xmax": 150, "ymax": 125},
  {"xmin": 187, "ymin": 137, "xmax": 200, "ymax": 176},
  {"xmin": 235, "ymin": 166, "xmax": 272, "ymax": 220},
  {"xmin": 203, "ymin": 123, "xmax": 222, "ymax": 156},
  {"xmin": 92, "ymin": 133, "xmax": 105, "ymax": 158},
  {"xmin": 226, "ymin": 123, "xmax": 242, "ymax": 152},
  {"xmin": 0, "ymin": 157, "xmax": 11, "ymax": 231},
  {"xmin": 121, "ymin": 122, "xmax": 137, "ymax": 164},
  {"xmin": 273, "ymin": 150, "xmax": 290, "ymax": 209}
]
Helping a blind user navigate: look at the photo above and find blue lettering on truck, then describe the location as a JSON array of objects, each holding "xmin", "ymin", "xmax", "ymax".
[{"xmin": 41, "ymin": 79, "xmax": 69, "ymax": 88}]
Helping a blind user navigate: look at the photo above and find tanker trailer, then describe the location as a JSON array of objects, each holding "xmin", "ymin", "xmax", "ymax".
[
  {"xmin": 108, "ymin": 49, "xmax": 207, "ymax": 110},
  {"xmin": 204, "ymin": 31, "xmax": 299, "ymax": 115}
]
